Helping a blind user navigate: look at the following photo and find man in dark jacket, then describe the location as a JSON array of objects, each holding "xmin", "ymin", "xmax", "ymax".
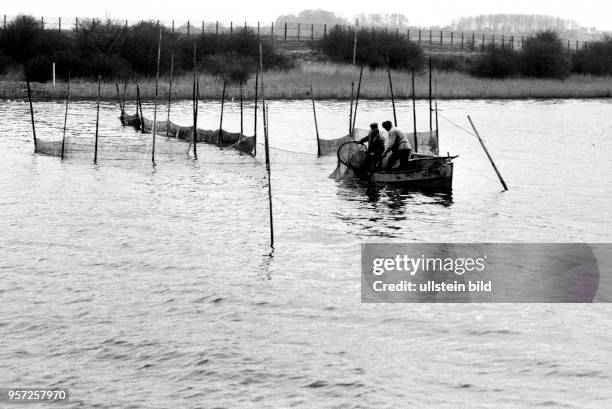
[{"xmin": 358, "ymin": 123, "xmax": 386, "ymax": 171}]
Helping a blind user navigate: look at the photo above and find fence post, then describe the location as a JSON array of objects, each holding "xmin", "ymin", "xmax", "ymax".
[
  {"xmin": 297, "ymin": 23, "xmax": 300, "ymax": 40},
  {"xmin": 324, "ymin": 24, "xmax": 327, "ymax": 39},
  {"xmin": 461, "ymin": 32, "xmax": 463, "ymax": 49},
  {"xmin": 440, "ymin": 30, "xmax": 443, "ymax": 45},
  {"xmin": 482, "ymin": 33, "xmax": 485, "ymax": 51},
  {"xmin": 271, "ymin": 22, "xmax": 274, "ymax": 40},
  {"xmin": 418, "ymin": 29, "xmax": 421, "ymax": 44},
  {"xmin": 567, "ymin": 39, "xmax": 570, "ymax": 52},
  {"xmin": 576, "ymin": 40, "xmax": 579, "ymax": 51},
  {"xmin": 284, "ymin": 22, "xmax": 287, "ymax": 40},
  {"xmin": 244, "ymin": 21, "xmax": 247, "ymax": 31},
  {"xmin": 187, "ymin": 20, "xmax": 190, "ymax": 37},
  {"xmin": 172, "ymin": 20, "xmax": 174, "ymax": 33},
  {"xmin": 472, "ymin": 32, "xmax": 475, "ymax": 50},
  {"xmin": 492, "ymin": 34, "xmax": 495, "ymax": 47},
  {"xmin": 230, "ymin": 22, "xmax": 233, "ymax": 36},
  {"xmin": 522, "ymin": 36, "xmax": 524, "ymax": 49},
  {"xmin": 58, "ymin": 17, "xmax": 61, "ymax": 31},
  {"xmin": 501, "ymin": 34, "xmax": 504, "ymax": 48},
  {"xmin": 257, "ymin": 22, "xmax": 260, "ymax": 36},
  {"xmin": 75, "ymin": 17, "xmax": 78, "ymax": 30},
  {"xmin": 429, "ymin": 30, "xmax": 432, "ymax": 46},
  {"xmin": 511, "ymin": 35, "xmax": 514, "ymax": 50},
  {"xmin": 3, "ymin": 15, "xmax": 6, "ymax": 30},
  {"xmin": 396, "ymin": 27, "xmax": 399, "ymax": 37},
  {"xmin": 407, "ymin": 29, "xmax": 410, "ymax": 41},
  {"xmin": 41, "ymin": 17, "xmax": 44, "ymax": 30},
  {"xmin": 451, "ymin": 31, "xmax": 454, "ymax": 46},
  {"xmin": 311, "ymin": 23, "xmax": 314, "ymax": 40}
]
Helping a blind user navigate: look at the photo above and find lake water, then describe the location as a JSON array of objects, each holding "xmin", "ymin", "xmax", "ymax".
[{"xmin": 1, "ymin": 98, "xmax": 611, "ymax": 408}]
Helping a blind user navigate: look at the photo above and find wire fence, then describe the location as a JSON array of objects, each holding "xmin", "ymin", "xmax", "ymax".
[{"xmin": 1, "ymin": 15, "xmax": 606, "ymax": 53}]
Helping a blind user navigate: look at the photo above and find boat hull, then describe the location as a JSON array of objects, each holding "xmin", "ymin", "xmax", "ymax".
[{"xmin": 369, "ymin": 160, "xmax": 453, "ymax": 190}]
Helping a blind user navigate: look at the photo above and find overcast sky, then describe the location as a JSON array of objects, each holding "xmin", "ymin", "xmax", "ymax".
[{"xmin": 4, "ymin": 0, "xmax": 612, "ymax": 30}]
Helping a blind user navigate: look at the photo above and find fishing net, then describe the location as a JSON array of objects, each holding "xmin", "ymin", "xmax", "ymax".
[
  {"xmin": 36, "ymin": 111, "xmax": 255, "ymax": 160},
  {"xmin": 318, "ymin": 129, "xmax": 369, "ymax": 155},
  {"xmin": 329, "ymin": 141, "xmax": 369, "ymax": 180},
  {"xmin": 413, "ymin": 130, "xmax": 439, "ymax": 156}
]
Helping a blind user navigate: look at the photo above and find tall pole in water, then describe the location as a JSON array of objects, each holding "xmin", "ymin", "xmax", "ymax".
[
  {"xmin": 240, "ymin": 81, "xmax": 244, "ymax": 135},
  {"xmin": 136, "ymin": 84, "xmax": 144, "ymax": 132},
  {"xmin": 310, "ymin": 85, "xmax": 321, "ymax": 156},
  {"xmin": 352, "ymin": 64, "xmax": 364, "ymax": 133},
  {"xmin": 411, "ymin": 70, "xmax": 418, "ymax": 153},
  {"xmin": 218, "ymin": 78, "xmax": 227, "ymax": 148},
  {"xmin": 166, "ymin": 53, "xmax": 174, "ymax": 137},
  {"xmin": 192, "ymin": 42, "xmax": 198, "ymax": 158},
  {"xmin": 24, "ymin": 66, "xmax": 37, "ymax": 151},
  {"xmin": 253, "ymin": 64, "xmax": 259, "ymax": 157},
  {"xmin": 467, "ymin": 116, "xmax": 508, "ymax": 191},
  {"xmin": 386, "ymin": 53, "xmax": 397, "ymax": 127},
  {"xmin": 435, "ymin": 79, "xmax": 439, "ymax": 149},
  {"xmin": 348, "ymin": 81, "xmax": 354, "ymax": 135},
  {"xmin": 94, "ymin": 75, "xmax": 101, "ymax": 164},
  {"xmin": 61, "ymin": 70, "xmax": 71, "ymax": 160},
  {"xmin": 151, "ymin": 27, "xmax": 162, "ymax": 165},
  {"xmin": 428, "ymin": 56, "xmax": 433, "ymax": 134},
  {"xmin": 115, "ymin": 81, "xmax": 124, "ymax": 114},
  {"xmin": 260, "ymin": 43, "xmax": 274, "ymax": 255}
]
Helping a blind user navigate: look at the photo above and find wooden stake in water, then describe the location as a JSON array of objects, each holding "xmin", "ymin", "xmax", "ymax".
[
  {"xmin": 352, "ymin": 64, "xmax": 364, "ymax": 132},
  {"xmin": 429, "ymin": 56, "xmax": 433, "ymax": 134},
  {"xmin": 348, "ymin": 81, "xmax": 354, "ymax": 135},
  {"xmin": 386, "ymin": 53, "xmax": 397, "ymax": 127},
  {"xmin": 24, "ymin": 66, "xmax": 37, "ymax": 151},
  {"xmin": 218, "ymin": 78, "xmax": 226, "ymax": 148},
  {"xmin": 192, "ymin": 42, "xmax": 198, "ymax": 158},
  {"xmin": 260, "ymin": 43, "xmax": 274, "ymax": 255},
  {"xmin": 352, "ymin": 31, "xmax": 357, "ymax": 65},
  {"xmin": 310, "ymin": 85, "xmax": 321, "ymax": 156},
  {"xmin": 435, "ymin": 79, "xmax": 439, "ymax": 142},
  {"xmin": 61, "ymin": 70, "xmax": 71, "ymax": 160},
  {"xmin": 253, "ymin": 64, "xmax": 259, "ymax": 157},
  {"xmin": 115, "ymin": 81, "xmax": 124, "ymax": 114},
  {"xmin": 239, "ymin": 81, "xmax": 244, "ymax": 135},
  {"xmin": 136, "ymin": 84, "xmax": 143, "ymax": 132},
  {"xmin": 411, "ymin": 70, "xmax": 418, "ymax": 153},
  {"xmin": 166, "ymin": 53, "xmax": 174, "ymax": 137},
  {"xmin": 467, "ymin": 115, "xmax": 508, "ymax": 191},
  {"xmin": 94, "ymin": 75, "xmax": 101, "ymax": 164},
  {"xmin": 192, "ymin": 76, "xmax": 199, "ymax": 159},
  {"xmin": 151, "ymin": 27, "xmax": 162, "ymax": 165}
]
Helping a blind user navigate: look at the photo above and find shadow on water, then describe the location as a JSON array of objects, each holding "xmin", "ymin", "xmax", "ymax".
[{"xmin": 336, "ymin": 180, "xmax": 453, "ymax": 211}]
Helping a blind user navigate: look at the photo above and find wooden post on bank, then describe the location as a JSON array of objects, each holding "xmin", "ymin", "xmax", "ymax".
[{"xmin": 467, "ymin": 115, "xmax": 508, "ymax": 191}]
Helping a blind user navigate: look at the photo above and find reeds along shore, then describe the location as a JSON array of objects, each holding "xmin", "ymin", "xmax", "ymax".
[{"xmin": 2, "ymin": 63, "xmax": 612, "ymax": 101}]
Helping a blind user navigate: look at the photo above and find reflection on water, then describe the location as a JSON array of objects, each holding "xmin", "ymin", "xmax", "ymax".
[{"xmin": 1, "ymin": 99, "xmax": 612, "ymax": 408}]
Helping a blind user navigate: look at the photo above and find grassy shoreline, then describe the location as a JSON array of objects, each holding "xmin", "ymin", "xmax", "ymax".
[{"xmin": 1, "ymin": 63, "xmax": 611, "ymax": 101}]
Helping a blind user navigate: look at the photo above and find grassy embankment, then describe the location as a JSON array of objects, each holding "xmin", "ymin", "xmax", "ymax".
[{"xmin": 1, "ymin": 62, "xmax": 611, "ymax": 101}]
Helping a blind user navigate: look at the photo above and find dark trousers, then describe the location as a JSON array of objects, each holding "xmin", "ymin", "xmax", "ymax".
[{"xmin": 387, "ymin": 149, "xmax": 411, "ymax": 170}]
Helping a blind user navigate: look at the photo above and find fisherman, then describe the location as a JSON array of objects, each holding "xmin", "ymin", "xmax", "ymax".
[
  {"xmin": 381, "ymin": 120, "xmax": 412, "ymax": 170},
  {"xmin": 358, "ymin": 122, "xmax": 386, "ymax": 171}
]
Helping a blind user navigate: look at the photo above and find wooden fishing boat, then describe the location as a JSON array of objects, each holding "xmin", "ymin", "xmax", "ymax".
[{"xmin": 330, "ymin": 141, "xmax": 456, "ymax": 191}]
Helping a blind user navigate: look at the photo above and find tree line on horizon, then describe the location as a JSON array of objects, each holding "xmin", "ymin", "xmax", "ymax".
[
  {"xmin": 0, "ymin": 15, "xmax": 292, "ymax": 82},
  {"xmin": 1, "ymin": 14, "xmax": 611, "ymax": 82}
]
